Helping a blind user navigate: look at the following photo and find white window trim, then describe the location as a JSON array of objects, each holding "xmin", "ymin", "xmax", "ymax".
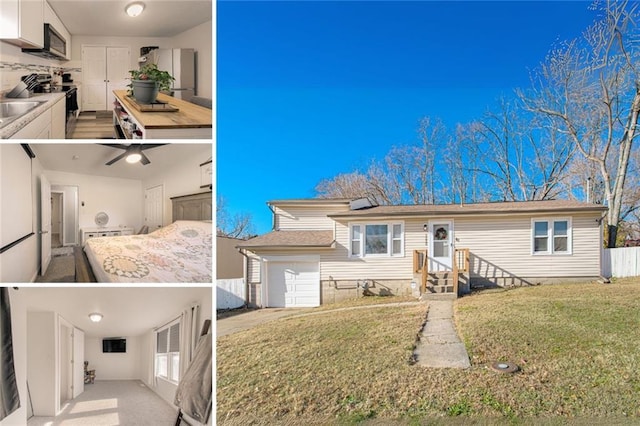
[
  {"xmin": 154, "ymin": 318, "xmax": 180, "ymax": 384},
  {"xmin": 531, "ymin": 217, "xmax": 572, "ymax": 255},
  {"xmin": 348, "ymin": 221, "xmax": 404, "ymax": 258}
]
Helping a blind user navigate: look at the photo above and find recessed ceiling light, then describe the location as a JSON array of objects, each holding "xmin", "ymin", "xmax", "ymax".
[
  {"xmin": 125, "ymin": 2, "xmax": 145, "ymax": 17},
  {"xmin": 89, "ymin": 313, "xmax": 103, "ymax": 322},
  {"xmin": 126, "ymin": 153, "xmax": 142, "ymax": 163},
  {"xmin": 72, "ymin": 155, "xmax": 79, "ymax": 160}
]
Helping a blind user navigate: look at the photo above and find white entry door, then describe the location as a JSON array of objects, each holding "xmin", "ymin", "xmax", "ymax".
[
  {"xmin": 429, "ymin": 220, "xmax": 453, "ymax": 271},
  {"xmin": 106, "ymin": 47, "xmax": 131, "ymax": 108},
  {"xmin": 40, "ymin": 174, "xmax": 51, "ymax": 276},
  {"xmin": 145, "ymin": 185, "xmax": 163, "ymax": 231}
]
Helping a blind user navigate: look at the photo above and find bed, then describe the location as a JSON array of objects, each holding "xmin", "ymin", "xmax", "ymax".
[{"xmin": 75, "ymin": 191, "xmax": 212, "ymax": 283}]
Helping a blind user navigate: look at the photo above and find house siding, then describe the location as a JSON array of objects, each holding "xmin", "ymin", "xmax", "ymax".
[{"xmin": 273, "ymin": 204, "xmax": 346, "ymax": 231}]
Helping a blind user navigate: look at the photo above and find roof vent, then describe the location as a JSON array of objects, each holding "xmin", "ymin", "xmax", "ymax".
[{"xmin": 350, "ymin": 197, "xmax": 378, "ymax": 210}]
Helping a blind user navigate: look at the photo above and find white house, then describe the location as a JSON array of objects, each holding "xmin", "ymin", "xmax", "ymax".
[{"xmin": 238, "ymin": 198, "xmax": 607, "ymax": 307}]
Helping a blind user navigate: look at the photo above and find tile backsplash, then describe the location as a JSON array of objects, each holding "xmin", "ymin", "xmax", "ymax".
[{"xmin": 0, "ymin": 60, "xmax": 82, "ymax": 94}]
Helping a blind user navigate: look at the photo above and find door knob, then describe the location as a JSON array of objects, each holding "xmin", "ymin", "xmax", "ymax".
[{"xmin": 39, "ymin": 230, "xmax": 49, "ymax": 234}]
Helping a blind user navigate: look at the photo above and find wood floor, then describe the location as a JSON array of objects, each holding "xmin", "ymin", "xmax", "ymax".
[{"xmin": 70, "ymin": 111, "xmax": 115, "ymax": 139}]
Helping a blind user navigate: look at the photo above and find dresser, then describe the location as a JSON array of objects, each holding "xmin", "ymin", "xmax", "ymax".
[{"xmin": 81, "ymin": 226, "xmax": 135, "ymax": 246}]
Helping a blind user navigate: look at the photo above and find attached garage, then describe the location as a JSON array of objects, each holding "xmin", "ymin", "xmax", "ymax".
[{"xmin": 265, "ymin": 259, "xmax": 320, "ymax": 307}]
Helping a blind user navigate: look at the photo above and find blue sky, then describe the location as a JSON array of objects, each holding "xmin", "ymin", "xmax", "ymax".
[{"xmin": 217, "ymin": 1, "xmax": 598, "ymax": 235}]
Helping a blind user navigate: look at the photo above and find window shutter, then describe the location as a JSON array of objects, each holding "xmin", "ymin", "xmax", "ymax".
[
  {"xmin": 169, "ymin": 323, "xmax": 180, "ymax": 352},
  {"xmin": 157, "ymin": 329, "xmax": 168, "ymax": 353}
]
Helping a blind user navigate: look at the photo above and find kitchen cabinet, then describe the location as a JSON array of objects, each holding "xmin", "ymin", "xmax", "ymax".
[
  {"xmin": 44, "ymin": 1, "xmax": 71, "ymax": 60},
  {"xmin": 50, "ymin": 96, "xmax": 65, "ymax": 139},
  {"xmin": 0, "ymin": 0, "xmax": 44, "ymax": 48},
  {"xmin": 82, "ymin": 46, "xmax": 130, "ymax": 111},
  {"xmin": 10, "ymin": 108, "xmax": 51, "ymax": 139}
]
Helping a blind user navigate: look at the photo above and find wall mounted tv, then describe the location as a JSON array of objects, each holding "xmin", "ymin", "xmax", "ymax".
[{"xmin": 102, "ymin": 338, "xmax": 126, "ymax": 353}]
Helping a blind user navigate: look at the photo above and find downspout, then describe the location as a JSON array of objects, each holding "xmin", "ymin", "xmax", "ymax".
[
  {"xmin": 237, "ymin": 247, "xmax": 252, "ymax": 307},
  {"xmin": 598, "ymin": 211, "xmax": 611, "ymax": 283}
]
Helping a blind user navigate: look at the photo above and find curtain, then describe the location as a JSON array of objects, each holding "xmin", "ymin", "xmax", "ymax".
[
  {"xmin": 147, "ymin": 330, "xmax": 156, "ymax": 387},
  {"xmin": 0, "ymin": 287, "xmax": 20, "ymax": 421},
  {"xmin": 178, "ymin": 304, "xmax": 200, "ymax": 378}
]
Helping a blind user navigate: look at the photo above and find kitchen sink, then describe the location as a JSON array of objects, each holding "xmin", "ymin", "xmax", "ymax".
[{"xmin": 0, "ymin": 100, "xmax": 47, "ymax": 129}]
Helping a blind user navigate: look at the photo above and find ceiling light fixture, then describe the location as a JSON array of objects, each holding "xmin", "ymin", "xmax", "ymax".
[
  {"xmin": 126, "ymin": 153, "xmax": 142, "ymax": 163},
  {"xmin": 89, "ymin": 313, "xmax": 103, "ymax": 323},
  {"xmin": 125, "ymin": 2, "xmax": 145, "ymax": 17}
]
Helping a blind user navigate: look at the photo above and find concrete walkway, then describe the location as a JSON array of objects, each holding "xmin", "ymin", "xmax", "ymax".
[{"xmin": 413, "ymin": 300, "xmax": 471, "ymax": 368}]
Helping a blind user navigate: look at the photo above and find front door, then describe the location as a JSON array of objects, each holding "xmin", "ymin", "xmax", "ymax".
[{"xmin": 429, "ymin": 220, "xmax": 453, "ymax": 271}]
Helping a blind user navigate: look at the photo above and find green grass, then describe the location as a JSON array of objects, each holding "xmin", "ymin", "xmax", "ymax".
[{"xmin": 216, "ymin": 278, "xmax": 640, "ymax": 424}]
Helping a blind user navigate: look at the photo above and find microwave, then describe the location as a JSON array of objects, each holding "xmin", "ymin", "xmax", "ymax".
[{"xmin": 22, "ymin": 24, "xmax": 67, "ymax": 60}]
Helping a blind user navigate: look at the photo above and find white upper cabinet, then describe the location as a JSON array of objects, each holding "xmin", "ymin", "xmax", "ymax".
[
  {"xmin": 0, "ymin": 0, "xmax": 44, "ymax": 48},
  {"xmin": 44, "ymin": 1, "xmax": 71, "ymax": 60}
]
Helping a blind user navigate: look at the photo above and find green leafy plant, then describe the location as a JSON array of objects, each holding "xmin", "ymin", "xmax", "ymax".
[{"xmin": 127, "ymin": 63, "xmax": 174, "ymax": 93}]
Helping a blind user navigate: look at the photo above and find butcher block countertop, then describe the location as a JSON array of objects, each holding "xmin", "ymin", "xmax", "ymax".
[{"xmin": 113, "ymin": 90, "xmax": 212, "ymax": 130}]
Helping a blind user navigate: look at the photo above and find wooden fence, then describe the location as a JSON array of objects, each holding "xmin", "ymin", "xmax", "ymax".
[
  {"xmin": 601, "ymin": 247, "xmax": 640, "ymax": 278},
  {"xmin": 216, "ymin": 278, "xmax": 245, "ymax": 310}
]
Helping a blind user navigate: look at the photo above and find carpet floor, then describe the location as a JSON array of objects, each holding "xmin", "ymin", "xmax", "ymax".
[
  {"xmin": 35, "ymin": 254, "xmax": 75, "ymax": 282},
  {"xmin": 28, "ymin": 380, "xmax": 178, "ymax": 426}
]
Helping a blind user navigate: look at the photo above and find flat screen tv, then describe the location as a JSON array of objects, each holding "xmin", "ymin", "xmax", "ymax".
[{"xmin": 102, "ymin": 338, "xmax": 126, "ymax": 353}]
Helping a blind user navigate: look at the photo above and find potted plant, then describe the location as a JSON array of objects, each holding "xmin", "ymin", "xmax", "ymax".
[{"xmin": 128, "ymin": 63, "xmax": 174, "ymax": 104}]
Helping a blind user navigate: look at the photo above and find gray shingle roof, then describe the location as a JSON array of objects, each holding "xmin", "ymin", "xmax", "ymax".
[
  {"xmin": 236, "ymin": 230, "xmax": 335, "ymax": 249},
  {"xmin": 328, "ymin": 199, "xmax": 607, "ymax": 218}
]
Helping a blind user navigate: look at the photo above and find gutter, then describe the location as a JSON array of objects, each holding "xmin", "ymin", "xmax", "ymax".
[{"xmin": 328, "ymin": 207, "xmax": 608, "ymax": 220}]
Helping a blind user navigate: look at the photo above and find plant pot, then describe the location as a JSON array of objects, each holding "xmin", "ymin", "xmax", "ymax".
[{"xmin": 131, "ymin": 80, "xmax": 159, "ymax": 104}]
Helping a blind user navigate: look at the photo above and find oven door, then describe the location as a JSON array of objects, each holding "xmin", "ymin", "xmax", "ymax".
[{"xmin": 65, "ymin": 89, "xmax": 78, "ymax": 138}]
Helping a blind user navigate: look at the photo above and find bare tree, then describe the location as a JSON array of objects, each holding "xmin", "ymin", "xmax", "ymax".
[
  {"xmin": 216, "ymin": 196, "xmax": 255, "ymax": 239},
  {"xmin": 520, "ymin": 0, "xmax": 640, "ymax": 247}
]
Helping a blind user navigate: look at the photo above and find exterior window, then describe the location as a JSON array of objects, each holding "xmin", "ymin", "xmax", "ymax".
[
  {"xmin": 533, "ymin": 219, "xmax": 571, "ymax": 255},
  {"xmin": 365, "ymin": 225, "xmax": 388, "ymax": 254},
  {"xmin": 350, "ymin": 222, "xmax": 404, "ymax": 257},
  {"xmin": 351, "ymin": 225, "xmax": 362, "ymax": 256},
  {"xmin": 155, "ymin": 321, "xmax": 180, "ymax": 383}
]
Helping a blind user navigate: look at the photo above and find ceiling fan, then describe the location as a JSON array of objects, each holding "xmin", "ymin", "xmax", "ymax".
[{"xmin": 100, "ymin": 143, "xmax": 167, "ymax": 166}]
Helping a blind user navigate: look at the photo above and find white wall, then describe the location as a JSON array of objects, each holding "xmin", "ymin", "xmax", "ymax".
[
  {"xmin": 44, "ymin": 170, "xmax": 143, "ymax": 232},
  {"xmin": 169, "ymin": 20, "xmax": 212, "ymax": 98},
  {"xmin": 27, "ymin": 311, "xmax": 57, "ymax": 416},
  {"xmin": 142, "ymin": 144, "xmax": 212, "ymax": 226},
  {"xmin": 85, "ymin": 336, "xmax": 141, "ymax": 380},
  {"xmin": 0, "ymin": 289, "xmax": 27, "ymax": 426}
]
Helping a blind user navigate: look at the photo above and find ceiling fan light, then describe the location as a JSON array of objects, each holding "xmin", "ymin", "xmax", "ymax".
[
  {"xmin": 126, "ymin": 153, "xmax": 142, "ymax": 163},
  {"xmin": 126, "ymin": 2, "xmax": 145, "ymax": 17},
  {"xmin": 89, "ymin": 313, "xmax": 103, "ymax": 323}
]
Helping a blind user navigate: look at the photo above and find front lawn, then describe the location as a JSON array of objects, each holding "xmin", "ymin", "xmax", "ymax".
[{"xmin": 216, "ymin": 279, "xmax": 640, "ymax": 424}]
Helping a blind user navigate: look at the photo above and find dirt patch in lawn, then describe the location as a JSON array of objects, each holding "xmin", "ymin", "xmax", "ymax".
[{"xmin": 217, "ymin": 279, "xmax": 640, "ymax": 424}]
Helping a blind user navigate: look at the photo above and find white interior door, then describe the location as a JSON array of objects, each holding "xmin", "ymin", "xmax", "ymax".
[
  {"xmin": 58, "ymin": 321, "xmax": 72, "ymax": 408},
  {"xmin": 429, "ymin": 221, "xmax": 453, "ymax": 271},
  {"xmin": 82, "ymin": 46, "xmax": 107, "ymax": 110},
  {"xmin": 40, "ymin": 174, "xmax": 51, "ymax": 276},
  {"xmin": 106, "ymin": 47, "xmax": 131, "ymax": 107},
  {"xmin": 72, "ymin": 328, "xmax": 85, "ymax": 398},
  {"xmin": 145, "ymin": 185, "xmax": 164, "ymax": 231}
]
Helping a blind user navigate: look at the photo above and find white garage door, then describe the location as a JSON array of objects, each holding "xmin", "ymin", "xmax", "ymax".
[{"xmin": 267, "ymin": 261, "xmax": 320, "ymax": 307}]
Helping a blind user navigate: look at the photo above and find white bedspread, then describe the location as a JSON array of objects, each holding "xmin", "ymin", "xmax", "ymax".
[{"xmin": 84, "ymin": 220, "xmax": 212, "ymax": 283}]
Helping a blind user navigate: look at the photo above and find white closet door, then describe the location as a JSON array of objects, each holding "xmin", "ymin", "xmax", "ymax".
[
  {"xmin": 106, "ymin": 47, "xmax": 131, "ymax": 108},
  {"xmin": 82, "ymin": 46, "xmax": 107, "ymax": 110},
  {"xmin": 73, "ymin": 328, "xmax": 85, "ymax": 398}
]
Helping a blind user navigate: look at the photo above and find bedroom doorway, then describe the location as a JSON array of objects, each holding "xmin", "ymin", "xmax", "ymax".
[
  {"xmin": 51, "ymin": 192, "xmax": 63, "ymax": 249},
  {"xmin": 50, "ymin": 184, "xmax": 79, "ymax": 247},
  {"xmin": 145, "ymin": 185, "xmax": 164, "ymax": 232}
]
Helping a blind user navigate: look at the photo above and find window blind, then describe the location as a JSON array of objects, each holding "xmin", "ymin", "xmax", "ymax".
[
  {"xmin": 169, "ymin": 323, "xmax": 180, "ymax": 352},
  {"xmin": 157, "ymin": 329, "xmax": 168, "ymax": 353}
]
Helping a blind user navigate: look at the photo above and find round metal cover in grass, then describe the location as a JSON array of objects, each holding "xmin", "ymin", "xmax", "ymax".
[{"xmin": 490, "ymin": 361, "xmax": 519, "ymax": 373}]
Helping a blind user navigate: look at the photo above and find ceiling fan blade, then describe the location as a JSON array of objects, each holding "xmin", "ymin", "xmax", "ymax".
[
  {"xmin": 105, "ymin": 152, "xmax": 128, "ymax": 166},
  {"xmin": 99, "ymin": 143, "xmax": 129, "ymax": 150},
  {"xmin": 139, "ymin": 143, "xmax": 168, "ymax": 151},
  {"xmin": 139, "ymin": 152, "xmax": 151, "ymax": 165}
]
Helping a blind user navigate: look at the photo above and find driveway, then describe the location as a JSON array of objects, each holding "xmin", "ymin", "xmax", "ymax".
[{"xmin": 216, "ymin": 308, "xmax": 312, "ymax": 338}]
